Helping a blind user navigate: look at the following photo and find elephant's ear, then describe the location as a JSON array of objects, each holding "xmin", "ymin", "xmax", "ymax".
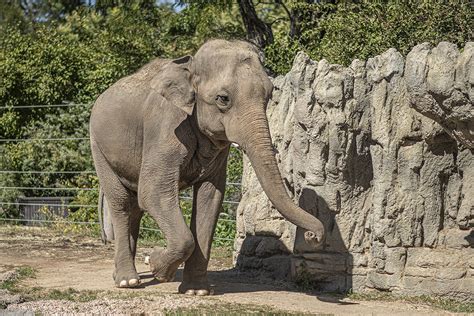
[
  {"xmin": 154, "ymin": 55, "xmax": 195, "ymax": 116},
  {"xmin": 172, "ymin": 55, "xmax": 192, "ymax": 66}
]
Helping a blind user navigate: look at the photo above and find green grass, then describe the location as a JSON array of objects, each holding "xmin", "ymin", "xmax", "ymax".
[
  {"xmin": 0, "ymin": 266, "xmax": 99, "ymax": 304},
  {"xmin": 347, "ymin": 291, "xmax": 474, "ymax": 313},
  {"xmin": 6, "ymin": 284, "xmax": 307, "ymax": 315},
  {"xmin": 40, "ymin": 288, "xmax": 98, "ymax": 302},
  {"xmin": 0, "ymin": 266, "xmax": 37, "ymax": 292},
  {"xmin": 0, "ymin": 267, "xmax": 302, "ymax": 315},
  {"xmin": 164, "ymin": 302, "xmax": 313, "ymax": 316},
  {"xmin": 17, "ymin": 266, "xmax": 36, "ymax": 279},
  {"xmin": 12, "ymin": 286, "xmax": 158, "ymax": 303}
]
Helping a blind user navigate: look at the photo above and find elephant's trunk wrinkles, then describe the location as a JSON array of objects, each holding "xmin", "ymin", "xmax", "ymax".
[{"xmin": 236, "ymin": 110, "xmax": 325, "ymax": 248}]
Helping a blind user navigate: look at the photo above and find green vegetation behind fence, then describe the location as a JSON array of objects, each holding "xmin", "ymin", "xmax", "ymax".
[{"xmin": 1, "ymin": 0, "xmax": 472, "ymax": 245}]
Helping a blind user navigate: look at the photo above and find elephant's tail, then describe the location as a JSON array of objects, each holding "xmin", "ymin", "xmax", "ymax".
[{"xmin": 98, "ymin": 186, "xmax": 114, "ymax": 244}]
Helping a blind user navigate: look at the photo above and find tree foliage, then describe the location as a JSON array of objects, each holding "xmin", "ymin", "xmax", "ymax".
[{"xmin": 265, "ymin": 0, "xmax": 473, "ymax": 73}]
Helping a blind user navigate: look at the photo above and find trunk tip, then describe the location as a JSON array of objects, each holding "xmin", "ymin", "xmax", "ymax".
[{"xmin": 304, "ymin": 230, "xmax": 324, "ymax": 248}]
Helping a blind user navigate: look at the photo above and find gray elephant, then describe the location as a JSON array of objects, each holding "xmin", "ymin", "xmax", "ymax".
[{"xmin": 90, "ymin": 39, "xmax": 325, "ymax": 295}]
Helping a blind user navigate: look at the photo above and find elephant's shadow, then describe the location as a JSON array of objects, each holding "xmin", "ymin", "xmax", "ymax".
[
  {"xmin": 137, "ymin": 268, "xmax": 356, "ymax": 305},
  {"xmin": 135, "ymin": 188, "xmax": 355, "ymax": 305}
]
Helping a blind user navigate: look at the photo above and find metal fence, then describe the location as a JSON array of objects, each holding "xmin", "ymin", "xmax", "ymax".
[{"xmin": 0, "ymin": 103, "xmax": 241, "ymax": 243}]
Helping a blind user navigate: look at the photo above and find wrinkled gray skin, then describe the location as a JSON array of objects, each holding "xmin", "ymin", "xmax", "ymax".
[{"xmin": 90, "ymin": 40, "xmax": 325, "ymax": 295}]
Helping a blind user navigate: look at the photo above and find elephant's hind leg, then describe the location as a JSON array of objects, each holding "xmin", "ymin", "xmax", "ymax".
[
  {"xmin": 129, "ymin": 205, "xmax": 143, "ymax": 259},
  {"xmin": 91, "ymin": 141, "xmax": 140, "ymax": 288}
]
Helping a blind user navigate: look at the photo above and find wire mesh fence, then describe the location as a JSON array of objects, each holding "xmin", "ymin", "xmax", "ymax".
[{"xmin": 0, "ymin": 103, "xmax": 241, "ymax": 245}]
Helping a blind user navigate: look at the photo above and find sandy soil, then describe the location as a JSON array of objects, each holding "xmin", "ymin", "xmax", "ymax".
[{"xmin": 0, "ymin": 226, "xmax": 455, "ymax": 315}]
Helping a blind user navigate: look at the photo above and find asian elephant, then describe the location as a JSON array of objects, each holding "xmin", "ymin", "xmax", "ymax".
[{"xmin": 89, "ymin": 39, "xmax": 325, "ymax": 295}]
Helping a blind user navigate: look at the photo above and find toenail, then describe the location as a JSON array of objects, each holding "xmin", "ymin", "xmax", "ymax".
[
  {"xmin": 184, "ymin": 289, "xmax": 195, "ymax": 295},
  {"xmin": 196, "ymin": 289, "xmax": 209, "ymax": 296},
  {"xmin": 119, "ymin": 280, "xmax": 127, "ymax": 287},
  {"xmin": 129, "ymin": 279, "xmax": 139, "ymax": 286}
]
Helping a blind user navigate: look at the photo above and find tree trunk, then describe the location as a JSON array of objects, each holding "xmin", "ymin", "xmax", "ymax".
[{"xmin": 237, "ymin": 0, "xmax": 273, "ymax": 49}]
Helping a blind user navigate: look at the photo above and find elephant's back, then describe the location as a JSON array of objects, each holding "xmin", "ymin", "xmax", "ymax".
[
  {"xmin": 89, "ymin": 57, "xmax": 173, "ymax": 189},
  {"xmin": 90, "ymin": 58, "xmax": 167, "ymax": 134}
]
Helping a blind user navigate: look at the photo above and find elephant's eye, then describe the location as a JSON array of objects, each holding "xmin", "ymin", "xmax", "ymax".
[
  {"xmin": 216, "ymin": 94, "xmax": 230, "ymax": 104},
  {"xmin": 215, "ymin": 93, "xmax": 231, "ymax": 111}
]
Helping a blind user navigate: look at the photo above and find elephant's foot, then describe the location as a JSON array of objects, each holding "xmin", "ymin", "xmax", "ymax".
[
  {"xmin": 113, "ymin": 268, "xmax": 140, "ymax": 288},
  {"xmin": 178, "ymin": 280, "xmax": 212, "ymax": 296},
  {"xmin": 149, "ymin": 247, "xmax": 180, "ymax": 283}
]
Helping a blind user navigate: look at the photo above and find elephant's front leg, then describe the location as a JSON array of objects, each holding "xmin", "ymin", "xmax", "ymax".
[
  {"xmin": 179, "ymin": 166, "xmax": 226, "ymax": 295},
  {"xmin": 138, "ymin": 165, "xmax": 195, "ymax": 283}
]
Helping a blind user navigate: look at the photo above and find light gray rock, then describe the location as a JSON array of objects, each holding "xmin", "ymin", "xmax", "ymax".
[
  {"xmin": 367, "ymin": 271, "xmax": 402, "ymax": 291},
  {"xmin": 234, "ymin": 42, "xmax": 474, "ymax": 301},
  {"xmin": 384, "ymin": 248, "xmax": 407, "ymax": 275},
  {"xmin": 427, "ymin": 42, "xmax": 458, "ymax": 97},
  {"xmin": 406, "ymin": 42, "xmax": 474, "ymax": 149}
]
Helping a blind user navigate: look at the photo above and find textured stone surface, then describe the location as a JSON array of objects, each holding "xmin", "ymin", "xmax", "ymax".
[
  {"xmin": 406, "ymin": 42, "xmax": 474, "ymax": 149},
  {"xmin": 235, "ymin": 42, "xmax": 474, "ymax": 301}
]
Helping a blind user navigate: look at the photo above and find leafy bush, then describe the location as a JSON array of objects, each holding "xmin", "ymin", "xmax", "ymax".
[
  {"xmin": 266, "ymin": 1, "xmax": 474, "ymax": 74},
  {"xmin": 0, "ymin": 10, "xmax": 242, "ymax": 239}
]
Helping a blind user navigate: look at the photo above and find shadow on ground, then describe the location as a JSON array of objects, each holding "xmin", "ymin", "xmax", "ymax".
[
  {"xmin": 138, "ymin": 253, "xmax": 356, "ymax": 306},
  {"xmin": 137, "ymin": 268, "xmax": 358, "ymax": 306}
]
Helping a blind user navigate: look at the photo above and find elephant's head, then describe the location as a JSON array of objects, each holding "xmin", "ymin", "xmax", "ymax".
[{"xmin": 174, "ymin": 40, "xmax": 325, "ymax": 248}]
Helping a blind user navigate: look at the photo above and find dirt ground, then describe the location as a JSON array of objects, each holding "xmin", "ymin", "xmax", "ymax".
[{"xmin": 0, "ymin": 225, "xmax": 461, "ymax": 315}]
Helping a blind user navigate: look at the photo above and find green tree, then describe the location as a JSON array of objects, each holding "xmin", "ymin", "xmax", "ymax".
[
  {"xmin": 0, "ymin": 3, "xmax": 243, "ymax": 245},
  {"xmin": 266, "ymin": 1, "xmax": 474, "ymax": 73}
]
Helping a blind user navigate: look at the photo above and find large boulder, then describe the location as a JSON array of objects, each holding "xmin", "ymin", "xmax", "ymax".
[{"xmin": 235, "ymin": 42, "xmax": 474, "ymax": 301}]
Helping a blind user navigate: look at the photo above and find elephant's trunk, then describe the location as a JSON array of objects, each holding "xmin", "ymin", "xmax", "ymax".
[{"xmin": 231, "ymin": 109, "xmax": 325, "ymax": 248}]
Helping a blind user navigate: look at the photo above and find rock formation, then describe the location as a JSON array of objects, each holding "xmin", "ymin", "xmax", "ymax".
[{"xmin": 235, "ymin": 42, "xmax": 473, "ymax": 301}]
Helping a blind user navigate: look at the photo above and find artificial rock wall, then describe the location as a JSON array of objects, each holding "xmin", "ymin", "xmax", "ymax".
[{"xmin": 234, "ymin": 42, "xmax": 474, "ymax": 301}]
